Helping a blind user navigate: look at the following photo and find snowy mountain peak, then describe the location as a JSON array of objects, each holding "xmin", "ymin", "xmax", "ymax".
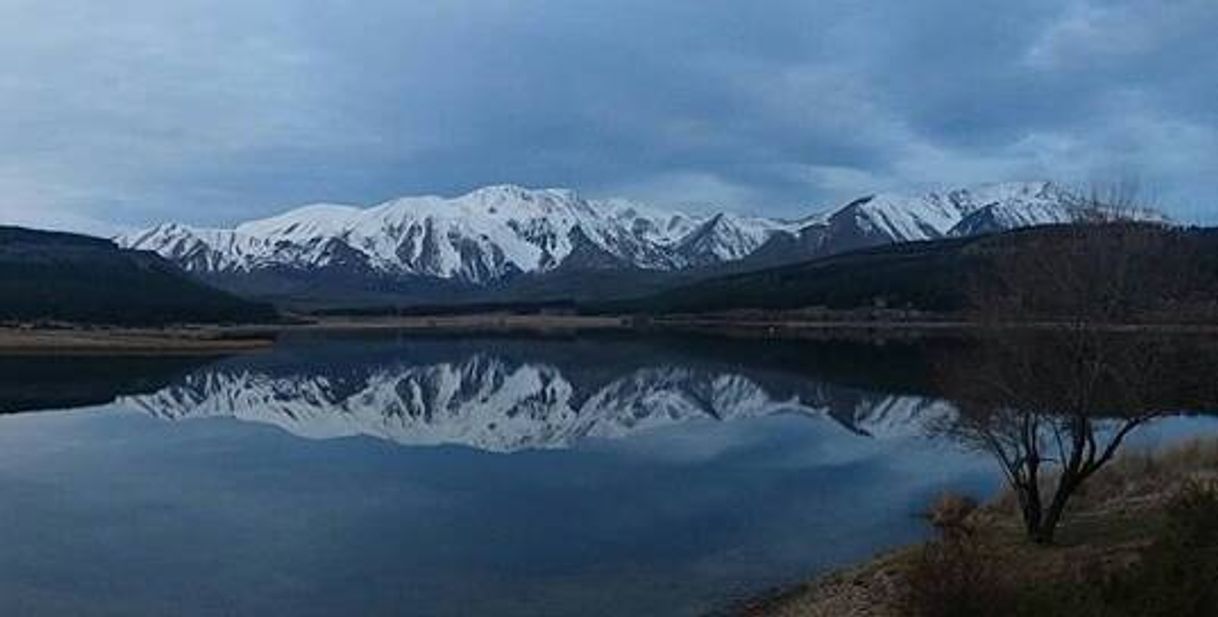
[
  {"xmin": 835, "ymin": 180, "xmax": 1068, "ymax": 242},
  {"xmin": 234, "ymin": 203, "xmax": 361, "ymax": 238},
  {"xmin": 677, "ymin": 212, "xmax": 800, "ymax": 264},
  {"xmin": 464, "ymin": 184, "xmax": 577, "ymax": 203}
]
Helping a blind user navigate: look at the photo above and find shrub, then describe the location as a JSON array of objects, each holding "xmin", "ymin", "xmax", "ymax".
[
  {"xmin": 926, "ymin": 493, "xmax": 979, "ymax": 540},
  {"xmin": 1017, "ymin": 480, "xmax": 1218, "ymax": 617},
  {"xmin": 1100, "ymin": 479, "xmax": 1218, "ymax": 616},
  {"xmin": 899, "ymin": 481, "xmax": 1218, "ymax": 617},
  {"xmin": 901, "ymin": 534, "xmax": 1009, "ymax": 617},
  {"xmin": 902, "ymin": 493, "xmax": 1007, "ymax": 617}
]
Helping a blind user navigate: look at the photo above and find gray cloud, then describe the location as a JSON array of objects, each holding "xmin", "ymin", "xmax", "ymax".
[{"xmin": 0, "ymin": 0, "xmax": 1214, "ymax": 234}]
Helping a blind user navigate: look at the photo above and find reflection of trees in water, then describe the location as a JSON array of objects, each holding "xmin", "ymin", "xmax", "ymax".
[{"xmin": 0, "ymin": 355, "xmax": 213, "ymax": 414}]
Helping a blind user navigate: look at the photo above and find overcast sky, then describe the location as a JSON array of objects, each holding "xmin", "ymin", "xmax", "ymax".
[{"xmin": 0, "ymin": 0, "xmax": 1214, "ymax": 234}]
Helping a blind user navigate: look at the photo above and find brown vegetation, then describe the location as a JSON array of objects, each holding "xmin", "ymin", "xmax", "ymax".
[
  {"xmin": 899, "ymin": 477, "xmax": 1218, "ymax": 617},
  {"xmin": 750, "ymin": 438, "xmax": 1218, "ymax": 617},
  {"xmin": 0, "ymin": 325, "xmax": 273, "ymax": 355}
]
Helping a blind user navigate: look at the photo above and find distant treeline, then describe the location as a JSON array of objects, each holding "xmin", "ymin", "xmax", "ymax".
[
  {"xmin": 596, "ymin": 223, "xmax": 1218, "ymax": 320},
  {"xmin": 0, "ymin": 355, "xmax": 213, "ymax": 413},
  {"xmin": 311, "ymin": 223, "xmax": 1218, "ymax": 322},
  {"xmin": 311, "ymin": 299, "xmax": 582, "ymax": 318}
]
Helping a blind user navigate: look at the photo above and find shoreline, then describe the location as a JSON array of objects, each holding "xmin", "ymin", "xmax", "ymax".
[
  {"xmin": 732, "ymin": 549, "xmax": 913, "ymax": 617},
  {"xmin": 256, "ymin": 313, "xmax": 1218, "ymax": 336},
  {"xmin": 6, "ymin": 313, "xmax": 1218, "ymax": 355},
  {"xmin": 734, "ymin": 437, "xmax": 1218, "ymax": 616},
  {"xmin": 0, "ymin": 326, "xmax": 275, "ymax": 355}
]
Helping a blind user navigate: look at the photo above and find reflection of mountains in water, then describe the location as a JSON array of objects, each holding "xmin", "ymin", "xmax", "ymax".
[{"xmin": 123, "ymin": 337, "xmax": 956, "ymax": 452}]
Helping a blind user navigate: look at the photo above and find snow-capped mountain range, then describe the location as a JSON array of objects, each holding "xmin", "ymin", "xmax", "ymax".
[
  {"xmin": 115, "ymin": 181, "xmax": 1122, "ymax": 300},
  {"xmin": 122, "ymin": 352, "xmax": 954, "ymax": 452},
  {"xmin": 117, "ymin": 185, "xmax": 800, "ymax": 285}
]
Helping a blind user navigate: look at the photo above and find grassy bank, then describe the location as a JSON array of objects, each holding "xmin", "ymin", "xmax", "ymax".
[
  {"xmin": 746, "ymin": 438, "xmax": 1218, "ymax": 616},
  {"xmin": 0, "ymin": 325, "xmax": 275, "ymax": 355},
  {"xmin": 10, "ymin": 313, "xmax": 1218, "ymax": 354}
]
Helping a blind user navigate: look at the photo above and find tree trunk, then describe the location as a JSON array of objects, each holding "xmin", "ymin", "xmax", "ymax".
[
  {"xmin": 1030, "ymin": 474, "xmax": 1080, "ymax": 544},
  {"xmin": 1021, "ymin": 496, "xmax": 1043, "ymax": 542}
]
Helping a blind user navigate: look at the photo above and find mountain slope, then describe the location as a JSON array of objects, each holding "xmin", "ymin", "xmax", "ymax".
[
  {"xmin": 605, "ymin": 235, "xmax": 985, "ymax": 314},
  {"xmin": 605, "ymin": 224, "xmax": 1218, "ymax": 315},
  {"xmin": 0, "ymin": 226, "xmax": 277, "ymax": 324},
  {"xmin": 118, "ymin": 181, "xmax": 1117, "ymax": 306}
]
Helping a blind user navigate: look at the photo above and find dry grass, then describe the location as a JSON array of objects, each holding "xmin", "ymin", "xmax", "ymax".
[
  {"xmin": 752, "ymin": 436, "xmax": 1218, "ymax": 616},
  {"xmin": 924, "ymin": 493, "xmax": 979, "ymax": 540},
  {"xmin": 0, "ymin": 326, "xmax": 273, "ymax": 355},
  {"xmin": 1077, "ymin": 437, "xmax": 1218, "ymax": 503}
]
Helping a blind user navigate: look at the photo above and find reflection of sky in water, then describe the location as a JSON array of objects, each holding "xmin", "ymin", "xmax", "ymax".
[
  {"xmin": 0, "ymin": 337, "xmax": 1213, "ymax": 616},
  {"xmin": 0, "ymin": 404, "xmax": 997, "ymax": 616}
]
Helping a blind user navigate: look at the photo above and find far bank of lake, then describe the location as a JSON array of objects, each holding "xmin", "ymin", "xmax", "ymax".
[{"xmin": 11, "ymin": 311, "xmax": 1218, "ymax": 355}]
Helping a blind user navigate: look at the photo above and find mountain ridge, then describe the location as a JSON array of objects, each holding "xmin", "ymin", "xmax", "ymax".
[{"xmin": 116, "ymin": 181, "xmax": 1134, "ymax": 306}]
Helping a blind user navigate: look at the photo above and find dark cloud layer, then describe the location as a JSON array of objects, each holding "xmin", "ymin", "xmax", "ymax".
[{"xmin": 0, "ymin": 0, "xmax": 1214, "ymax": 233}]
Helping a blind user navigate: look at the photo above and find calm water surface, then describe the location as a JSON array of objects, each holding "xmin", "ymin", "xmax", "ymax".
[{"xmin": 0, "ymin": 333, "xmax": 1213, "ymax": 616}]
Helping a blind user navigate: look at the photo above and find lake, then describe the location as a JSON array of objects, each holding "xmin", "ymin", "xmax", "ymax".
[{"xmin": 0, "ymin": 332, "xmax": 1214, "ymax": 616}]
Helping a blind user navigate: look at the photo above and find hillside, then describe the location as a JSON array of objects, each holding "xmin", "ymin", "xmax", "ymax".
[
  {"xmin": 604, "ymin": 224, "xmax": 1218, "ymax": 317},
  {"xmin": 0, "ymin": 226, "xmax": 278, "ymax": 325}
]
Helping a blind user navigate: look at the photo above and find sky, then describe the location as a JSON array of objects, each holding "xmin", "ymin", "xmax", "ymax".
[{"xmin": 0, "ymin": 0, "xmax": 1214, "ymax": 235}]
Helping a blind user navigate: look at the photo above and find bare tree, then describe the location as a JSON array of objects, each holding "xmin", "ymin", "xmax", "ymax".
[
  {"xmin": 1073, "ymin": 179, "xmax": 1161, "ymax": 223},
  {"xmin": 968, "ymin": 224, "xmax": 1198, "ymax": 328},
  {"xmin": 942, "ymin": 187, "xmax": 1218, "ymax": 543},
  {"xmin": 939, "ymin": 332, "xmax": 1215, "ymax": 544}
]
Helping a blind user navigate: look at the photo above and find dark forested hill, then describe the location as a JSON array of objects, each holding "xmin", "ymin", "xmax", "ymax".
[
  {"xmin": 601, "ymin": 224, "xmax": 1218, "ymax": 317},
  {"xmin": 0, "ymin": 226, "xmax": 277, "ymax": 325}
]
